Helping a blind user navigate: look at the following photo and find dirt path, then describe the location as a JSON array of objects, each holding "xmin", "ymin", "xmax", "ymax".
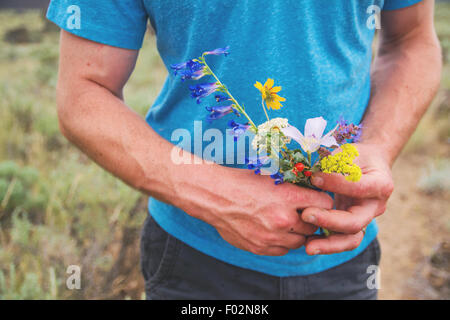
[{"xmin": 377, "ymin": 154, "xmax": 449, "ymax": 299}]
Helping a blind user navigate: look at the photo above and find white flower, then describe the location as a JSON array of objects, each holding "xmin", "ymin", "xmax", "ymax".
[
  {"xmin": 251, "ymin": 118, "xmax": 291, "ymax": 156},
  {"xmin": 256, "ymin": 118, "xmax": 289, "ymax": 133},
  {"xmin": 281, "ymin": 117, "xmax": 338, "ymax": 154}
]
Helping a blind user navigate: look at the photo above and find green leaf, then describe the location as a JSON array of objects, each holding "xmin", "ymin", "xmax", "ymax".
[
  {"xmin": 311, "ymin": 163, "xmax": 322, "ymax": 173},
  {"xmin": 292, "ymin": 152, "xmax": 306, "ymax": 163},
  {"xmin": 280, "ymin": 159, "xmax": 292, "ymax": 171},
  {"xmin": 283, "ymin": 170, "xmax": 297, "ymax": 182}
]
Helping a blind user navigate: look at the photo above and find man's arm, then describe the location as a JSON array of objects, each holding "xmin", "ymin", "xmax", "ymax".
[
  {"xmin": 56, "ymin": 31, "xmax": 334, "ymax": 256},
  {"xmin": 304, "ymin": 0, "xmax": 442, "ymax": 254},
  {"xmin": 361, "ymin": 0, "xmax": 442, "ymax": 165}
]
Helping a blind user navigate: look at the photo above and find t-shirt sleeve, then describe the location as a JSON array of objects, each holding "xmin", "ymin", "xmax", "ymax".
[
  {"xmin": 46, "ymin": 0, "xmax": 148, "ymax": 50},
  {"xmin": 383, "ymin": 0, "xmax": 423, "ymax": 11}
]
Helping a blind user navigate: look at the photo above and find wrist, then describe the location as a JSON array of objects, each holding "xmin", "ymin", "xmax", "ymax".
[
  {"xmin": 355, "ymin": 141, "xmax": 396, "ymax": 170},
  {"xmin": 359, "ymin": 133, "xmax": 397, "ymax": 168},
  {"xmin": 168, "ymin": 159, "xmax": 230, "ymax": 225}
]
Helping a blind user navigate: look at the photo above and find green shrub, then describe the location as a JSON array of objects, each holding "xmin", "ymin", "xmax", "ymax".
[
  {"xmin": 0, "ymin": 161, "xmax": 48, "ymax": 216},
  {"xmin": 418, "ymin": 160, "xmax": 450, "ymax": 194}
]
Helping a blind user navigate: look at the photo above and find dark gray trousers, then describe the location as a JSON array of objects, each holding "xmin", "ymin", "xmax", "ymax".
[{"xmin": 140, "ymin": 214, "xmax": 381, "ymax": 300}]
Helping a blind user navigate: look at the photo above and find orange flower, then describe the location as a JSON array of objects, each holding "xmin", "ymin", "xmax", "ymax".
[{"xmin": 254, "ymin": 78, "xmax": 286, "ymax": 110}]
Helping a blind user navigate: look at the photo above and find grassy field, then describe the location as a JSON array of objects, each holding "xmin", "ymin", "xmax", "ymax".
[{"xmin": 0, "ymin": 7, "xmax": 448, "ymax": 299}]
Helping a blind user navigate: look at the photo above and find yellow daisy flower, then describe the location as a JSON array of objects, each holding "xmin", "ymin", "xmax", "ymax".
[{"xmin": 254, "ymin": 78, "xmax": 286, "ymax": 110}]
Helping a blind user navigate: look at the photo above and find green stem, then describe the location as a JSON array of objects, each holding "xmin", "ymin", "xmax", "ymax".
[
  {"xmin": 201, "ymin": 55, "xmax": 258, "ymax": 131},
  {"xmin": 261, "ymin": 99, "xmax": 270, "ymax": 121},
  {"xmin": 308, "ymin": 152, "xmax": 312, "ymax": 167}
]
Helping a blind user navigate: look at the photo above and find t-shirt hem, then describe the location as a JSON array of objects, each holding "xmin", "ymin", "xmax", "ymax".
[
  {"xmin": 383, "ymin": 0, "xmax": 423, "ymax": 11},
  {"xmin": 46, "ymin": 8, "xmax": 145, "ymax": 50},
  {"xmin": 148, "ymin": 199, "xmax": 378, "ymax": 277}
]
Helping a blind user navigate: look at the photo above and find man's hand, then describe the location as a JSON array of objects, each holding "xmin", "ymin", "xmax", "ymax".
[
  {"xmin": 301, "ymin": 144, "xmax": 393, "ymax": 255},
  {"xmin": 300, "ymin": 0, "xmax": 441, "ymax": 255},
  {"xmin": 175, "ymin": 163, "xmax": 334, "ymax": 256}
]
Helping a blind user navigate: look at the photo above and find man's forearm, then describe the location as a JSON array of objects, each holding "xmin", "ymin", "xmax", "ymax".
[
  {"xmin": 57, "ymin": 78, "xmax": 226, "ymax": 216},
  {"xmin": 361, "ymin": 21, "xmax": 442, "ymax": 165}
]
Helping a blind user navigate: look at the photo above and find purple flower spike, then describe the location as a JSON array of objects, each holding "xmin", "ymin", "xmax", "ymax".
[
  {"xmin": 228, "ymin": 120, "xmax": 250, "ymax": 141},
  {"xmin": 215, "ymin": 94, "xmax": 230, "ymax": 102},
  {"xmin": 333, "ymin": 118, "xmax": 363, "ymax": 145},
  {"xmin": 170, "ymin": 60, "xmax": 207, "ymax": 81},
  {"xmin": 203, "ymin": 46, "xmax": 230, "ymax": 57},
  {"xmin": 353, "ymin": 124, "xmax": 363, "ymax": 142},
  {"xmin": 245, "ymin": 155, "xmax": 270, "ymax": 175},
  {"xmin": 189, "ymin": 82, "xmax": 220, "ymax": 104},
  {"xmin": 205, "ymin": 105, "xmax": 238, "ymax": 122},
  {"xmin": 170, "ymin": 61, "xmax": 188, "ymax": 73},
  {"xmin": 270, "ymin": 172, "xmax": 284, "ymax": 185}
]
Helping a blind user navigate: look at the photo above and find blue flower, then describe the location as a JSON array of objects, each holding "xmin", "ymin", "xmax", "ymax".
[
  {"xmin": 270, "ymin": 172, "xmax": 284, "ymax": 185},
  {"xmin": 205, "ymin": 105, "xmax": 238, "ymax": 122},
  {"xmin": 215, "ymin": 94, "xmax": 230, "ymax": 102},
  {"xmin": 228, "ymin": 120, "xmax": 250, "ymax": 141},
  {"xmin": 203, "ymin": 46, "xmax": 230, "ymax": 57},
  {"xmin": 171, "ymin": 61, "xmax": 188, "ymax": 72},
  {"xmin": 170, "ymin": 60, "xmax": 207, "ymax": 81},
  {"xmin": 245, "ymin": 155, "xmax": 270, "ymax": 175},
  {"xmin": 189, "ymin": 83, "xmax": 220, "ymax": 104}
]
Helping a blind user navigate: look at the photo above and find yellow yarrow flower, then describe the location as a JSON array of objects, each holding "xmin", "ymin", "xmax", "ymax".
[
  {"xmin": 254, "ymin": 78, "xmax": 286, "ymax": 110},
  {"xmin": 320, "ymin": 144, "xmax": 362, "ymax": 182}
]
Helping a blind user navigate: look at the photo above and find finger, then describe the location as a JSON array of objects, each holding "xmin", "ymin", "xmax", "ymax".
[
  {"xmin": 261, "ymin": 246, "xmax": 290, "ymax": 256},
  {"xmin": 266, "ymin": 209, "xmax": 318, "ymax": 235},
  {"xmin": 289, "ymin": 214, "xmax": 319, "ymax": 235},
  {"xmin": 304, "ymin": 232, "xmax": 364, "ymax": 255},
  {"xmin": 311, "ymin": 172, "xmax": 393, "ymax": 199},
  {"xmin": 283, "ymin": 184, "xmax": 334, "ymax": 210},
  {"xmin": 217, "ymin": 229, "xmax": 290, "ymax": 256},
  {"xmin": 302, "ymin": 200, "xmax": 378, "ymax": 234},
  {"xmin": 248, "ymin": 244, "xmax": 292, "ymax": 256},
  {"xmin": 274, "ymin": 233, "xmax": 306, "ymax": 250}
]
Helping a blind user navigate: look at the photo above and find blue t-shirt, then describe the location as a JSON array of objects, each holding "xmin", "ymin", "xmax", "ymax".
[{"xmin": 47, "ymin": 0, "xmax": 422, "ymax": 276}]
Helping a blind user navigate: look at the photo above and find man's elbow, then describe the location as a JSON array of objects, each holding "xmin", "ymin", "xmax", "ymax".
[
  {"xmin": 55, "ymin": 83, "xmax": 78, "ymax": 141},
  {"xmin": 433, "ymin": 37, "xmax": 443, "ymax": 78},
  {"xmin": 426, "ymin": 34, "xmax": 443, "ymax": 96}
]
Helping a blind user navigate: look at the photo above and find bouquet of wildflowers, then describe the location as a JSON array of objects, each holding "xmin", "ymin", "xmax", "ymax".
[{"xmin": 171, "ymin": 47, "xmax": 363, "ymax": 190}]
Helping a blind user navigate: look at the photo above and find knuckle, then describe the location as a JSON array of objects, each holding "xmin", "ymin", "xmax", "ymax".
[
  {"xmin": 273, "ymin": 214, "xmax": 296, "ymax": 230},
  {"xmin": 381, "ymin": 180, "xmax": 394, "ymax": 198},
  {"xmin": 261, "ymin": 232, "xmax": 277, "ymax": 243},
  {"xmin": 272, "ymin": 218, "xmax": 288, "ymax": 230}
]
